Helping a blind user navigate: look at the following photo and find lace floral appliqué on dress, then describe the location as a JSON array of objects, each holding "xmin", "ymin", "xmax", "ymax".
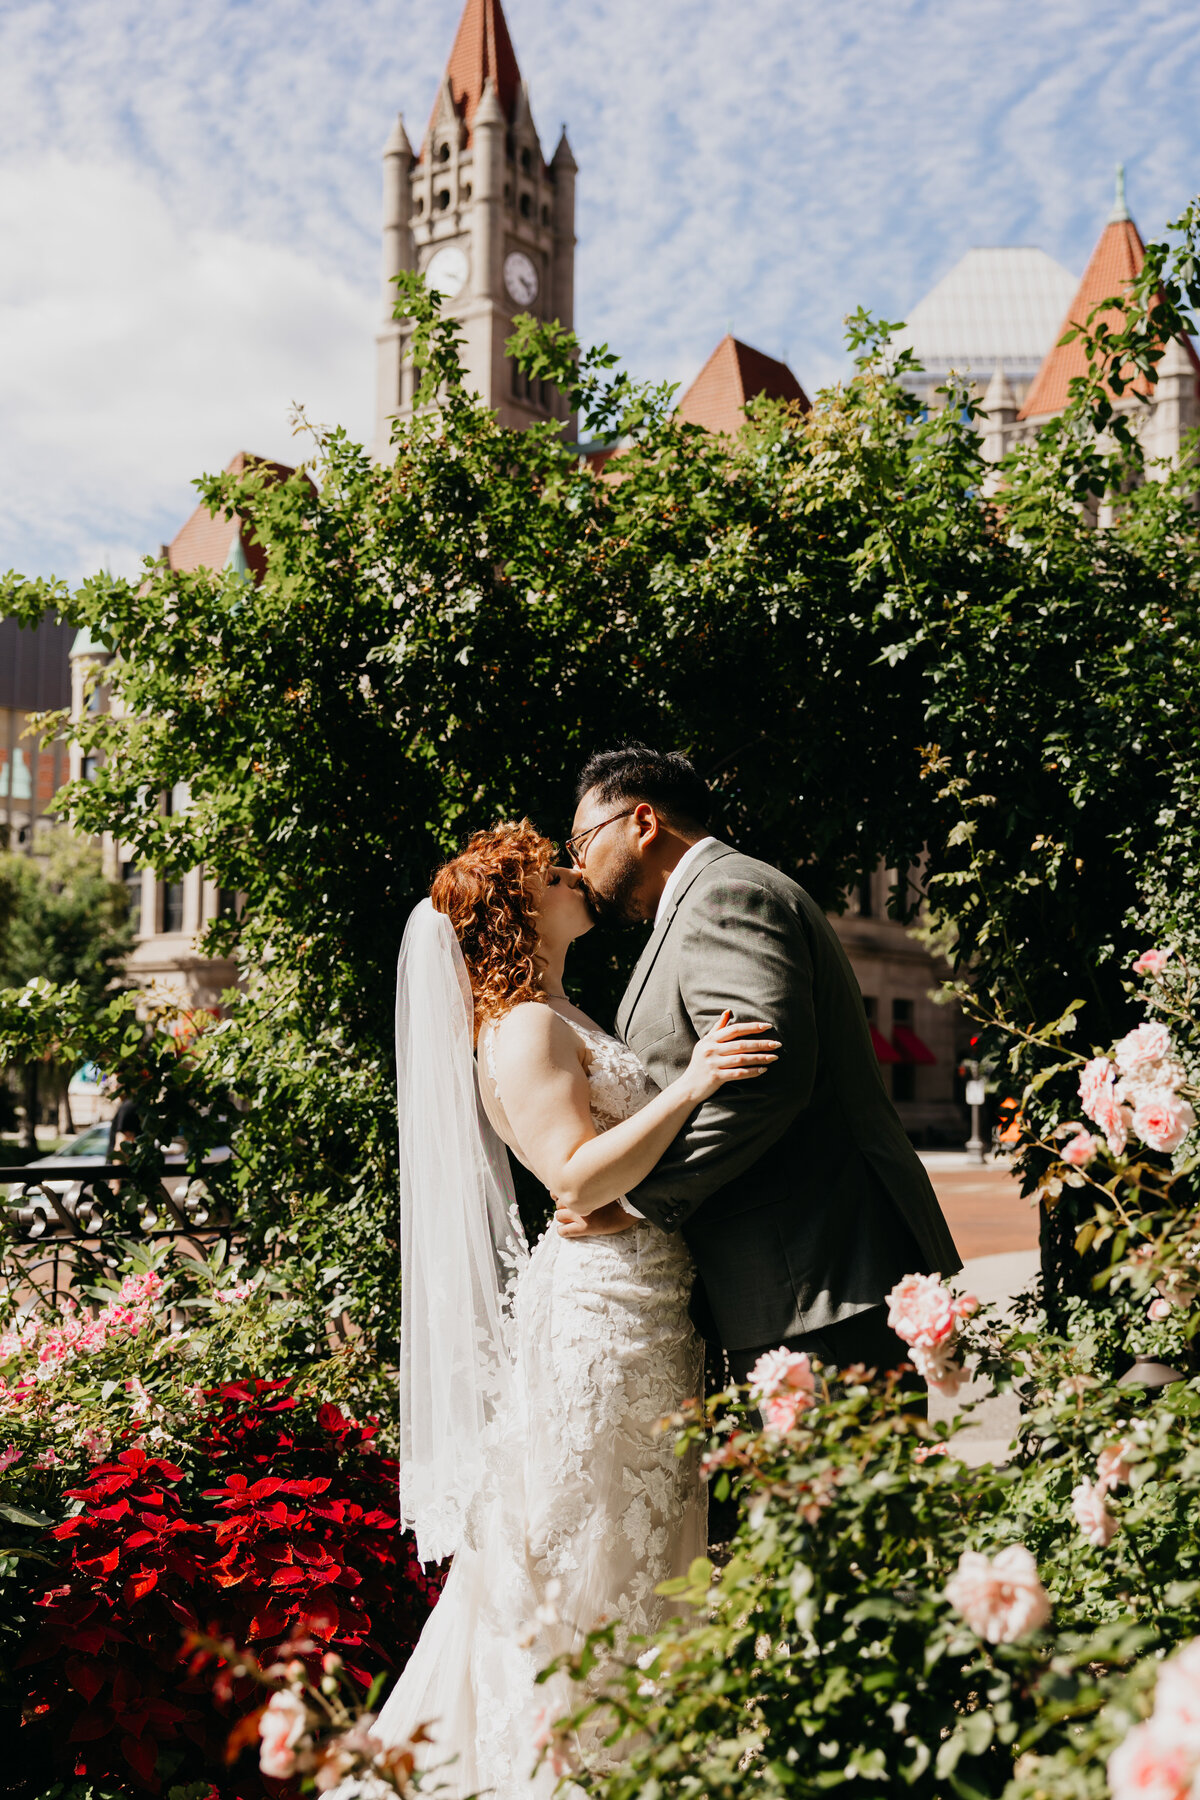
[{"xmin": 375, "ymin": 1022, "xmax": 705, "ymax": 1798}]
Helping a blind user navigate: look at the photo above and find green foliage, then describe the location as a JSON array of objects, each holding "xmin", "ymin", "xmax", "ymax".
[{"xmin": 1, "ymin": 202, "xmax": 1199, "ymax": 1327}]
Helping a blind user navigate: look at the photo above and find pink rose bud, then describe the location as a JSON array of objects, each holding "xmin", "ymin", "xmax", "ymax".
[
  {"xmin": 1131, "ymin": 949, "xmax": 1171, "ymax": 976},
  {"xmin": 1148, "ymin": 1296, "xmax": 1173, "ymax": 1322},
  {"xmin": 1061, "ymin": 1130, "xmax": 1100, "ymax": 1167}
]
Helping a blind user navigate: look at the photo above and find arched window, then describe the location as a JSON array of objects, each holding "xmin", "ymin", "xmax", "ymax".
[
  {"xmin": 437, "ymin": 189, "xmax": 450, "ymax": 211},
  {"xmin": 438, "ymin": 142, "xmax": 451, "ymax": 163}
]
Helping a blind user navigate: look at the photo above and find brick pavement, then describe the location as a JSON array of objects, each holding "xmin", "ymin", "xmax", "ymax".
[{"xmin": 921, "ymin": 1152, "xmax": 1040, "ymax": 1262}]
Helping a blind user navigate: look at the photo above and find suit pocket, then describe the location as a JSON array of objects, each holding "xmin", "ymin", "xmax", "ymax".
[{"xmin": 628, "ymin": 1012, "xmax": 676, "ymax": 1053}]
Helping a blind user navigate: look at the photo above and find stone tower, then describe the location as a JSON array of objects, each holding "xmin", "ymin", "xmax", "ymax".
[{"xmin": 373, "ymin": 0, "xmax": 577, "ymax": 455}]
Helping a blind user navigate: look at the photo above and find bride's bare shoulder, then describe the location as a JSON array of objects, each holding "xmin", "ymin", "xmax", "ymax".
[{"xmin": 490, "ymin": 1002, "xmax": 580, "ymax": 1066}]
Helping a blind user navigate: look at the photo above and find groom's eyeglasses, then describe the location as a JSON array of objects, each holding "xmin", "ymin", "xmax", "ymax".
[{"xmin": 563, "ymin": 808, "xmax": 638, "ymax": 868}]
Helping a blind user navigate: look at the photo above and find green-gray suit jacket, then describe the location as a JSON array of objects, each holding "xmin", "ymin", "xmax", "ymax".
[{"xmin": 616, "ymin": 840, "xmax": 962, "ymax": 1354}]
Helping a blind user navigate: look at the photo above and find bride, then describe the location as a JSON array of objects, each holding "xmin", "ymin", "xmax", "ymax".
[{"xmin": 375, "ymin": 820, "xmax": 777, "ymax": 1796}]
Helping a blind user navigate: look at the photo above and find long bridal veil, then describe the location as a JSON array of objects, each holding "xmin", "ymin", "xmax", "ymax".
[{"xmin": 395, "ymin": 898, "xmax": 528, "ymax": 1567}]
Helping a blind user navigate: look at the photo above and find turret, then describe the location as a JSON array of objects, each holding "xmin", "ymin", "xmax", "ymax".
[
  {"xmin": 471, "ymin": 77, "xmax": 506, "ymax": 301},
  {"xmin": 381, "ymin": 113, "xmax": 415, "ymax": 317},
  {"xmin": 550, "ymin": 127, "xmax": 577, "ymax": 331},
  {"xmin": 981, "ymin": 360, "xmax": 1018, "ymax": 465}
]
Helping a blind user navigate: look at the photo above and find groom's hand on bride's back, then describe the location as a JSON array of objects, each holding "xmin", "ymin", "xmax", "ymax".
[{"xmin": 555, "ymin": 1199, "xmax": 634, "ymax": 1238}]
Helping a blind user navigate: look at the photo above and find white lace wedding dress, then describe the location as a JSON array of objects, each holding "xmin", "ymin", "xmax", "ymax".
[{"xmin": 375, "ymin": 1019, "xmax": 706, "ymax": 1797}]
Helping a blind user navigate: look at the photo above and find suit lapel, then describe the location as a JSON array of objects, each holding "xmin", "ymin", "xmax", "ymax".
[{"xmin": 615, "ymin": 841, "xmax": 735, "ymax": 1039}]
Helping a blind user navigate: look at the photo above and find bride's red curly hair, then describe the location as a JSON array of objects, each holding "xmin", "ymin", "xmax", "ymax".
[{"xmin": 430, "ymin": 820, "xmax": 555, "ymax": 1036}]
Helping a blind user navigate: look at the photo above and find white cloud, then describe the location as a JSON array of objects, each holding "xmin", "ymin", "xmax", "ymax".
[
  {"xmin": 1, "ymin": 0, "xmax": 1198, "ymax": 581},
  {"xmin": 0, "ymin": 156, "xmax": 374, "ymax": 581}
]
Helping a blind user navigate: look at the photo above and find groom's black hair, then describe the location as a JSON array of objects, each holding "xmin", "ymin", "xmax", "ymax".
[{"xmin": 576, "ymin": 745, "xmax": 713, "ymax": 834}]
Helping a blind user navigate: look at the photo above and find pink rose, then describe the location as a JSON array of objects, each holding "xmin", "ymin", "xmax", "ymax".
[
  {"xmin": 1133, "ymin": 1094, "xmax": 1196, "ymax": 1154},
  {"xmin": 747, "ymin": 1348, "xmax": 816, "ymax": 1404},
  {"xmin": 0, "ymin": 1443, "xmax": 21, "ymax": 1473},
  {"xmin": 1133, "ymin": 950, "xmax": 1172, "ymax": 976},
  {"xmin": 1107, "ymin": 1721, "xmax": 1198, "ymax": 1800},
  {"xmin": 1149, "ymin": 1296, "xmax": 1174, "ymax": 1322},
  {"xmin": 1153, "ymin": 1639, "xmax": 1200, "ymax": 1743},
  {"xmin": 944, "ymin": 1545, "xmax": 1051, "ymax": 1643},
  {"xmin": 1096, "ymin": 1438, "xmax": 1137, "ymax": 1491},
  {"xmin": 760, "ymin": 1392, "xmax": 808, "ymax": 1436},
  {"xmin": 886, "ymin": 1273, "xmax": 957, "ymax": 1349},
  {"xmin": 1061, "ymin": 1130, "xmax": 1101, "ymax": 1167},
  {"xmin": 1078, "ymin": 1059, "xmax": 1133, "ymax": 1154},
  {"xmin": 910, "ymin": 1341, "xmax": 970, "ymax": 1398},
  {"xmin": 1116, "ymin": 1022, "xmax": 1173, "ymax": 1076},
  {"xmin": 1071, "ymin": 1477, "xmax": 1118, "ymax": 1547},
  {"xmin": 953, "ymin": 1293, "xmax": 980, "ymax": 1319},
  {"xmin": 259, "ymin": 1690, "xmax": 309, "ymax": 1780}
]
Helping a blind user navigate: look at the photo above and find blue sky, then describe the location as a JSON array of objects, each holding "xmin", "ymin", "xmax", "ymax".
[{"xmin": 2, "ymin": 0, "xmax": 1198, "ymax": 583}]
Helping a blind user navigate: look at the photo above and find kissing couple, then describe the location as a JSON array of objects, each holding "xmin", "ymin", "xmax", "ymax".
[{"xmin": 376, "ymin": 744, "xmax": 960, "ymax": 1795}]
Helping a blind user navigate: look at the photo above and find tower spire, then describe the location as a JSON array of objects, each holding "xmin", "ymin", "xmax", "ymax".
[
  {"xmin": 1109, "ymin": 161, "xmax": 1130, "ymax": 223},
  {"xmin": 426, "ymin": 0, "xmax": 523, "ymax": 150}
]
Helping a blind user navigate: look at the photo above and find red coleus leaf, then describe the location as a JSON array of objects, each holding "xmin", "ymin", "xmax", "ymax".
[
  {"xmin": 248, "ymin": 1602, "xmax": 290, "ymax": 1640},
  {"xmin": 68, "ymin": 1706, "xmax": 114, "ymax": 1743},
  {"xmin": 77, "ymin": 1548, "xmax": 121, "ymax": 1576},
  {"xmin": 121, "ymin": 1730, "xmax": 158, "ymax": 1785},
  {"xmin": 63, "ymin": 1625, "xmax": 116, "ymax": 1656},
  {"xmin": 90, "ymin": 1498, "xmax": 133, "ymax": 1523},
  {"xmin": 318, "ymin": 1403, "xmax": 348, "ymax": 1436},
  {"xmin": 301, "ymin": 1590, "xmax": 340, "ymax": 1640},
  {"xmin": 65, "ymin": 1655, "xmax": 106, "ymax": 1703},
  {"xmin": 123, "ymin": 1568, "xmax": 159, "ymax": 1604},
  {"xmin": 268, "ymin": 1565, "xmax": 306, "ymax": 1589}
]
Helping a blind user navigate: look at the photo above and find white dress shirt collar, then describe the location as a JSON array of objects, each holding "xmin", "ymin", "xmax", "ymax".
[{"xmin": 654, "ymin": 836, "xmax": 718, "ymax": 928}]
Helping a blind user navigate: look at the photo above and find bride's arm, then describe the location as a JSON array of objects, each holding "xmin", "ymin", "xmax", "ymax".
[{"xmin": 490, "ymin": 1004, "xmax": 778, "ymax": 1215}]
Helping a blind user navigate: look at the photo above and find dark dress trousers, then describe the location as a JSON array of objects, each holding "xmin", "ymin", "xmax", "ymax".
[{"xmin": 617, "ymin": 841, "xmax": 962, "ymax": 1359}]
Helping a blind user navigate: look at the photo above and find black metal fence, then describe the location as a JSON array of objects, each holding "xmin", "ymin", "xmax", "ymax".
[{"xmin": 1, "ymin": 1158, "xmax": 234, "ymax": 1308}]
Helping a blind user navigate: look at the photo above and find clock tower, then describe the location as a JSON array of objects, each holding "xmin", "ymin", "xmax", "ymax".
[{"xmin": 373, "ymin": 0, "xmax": 577, "ymax": 454}]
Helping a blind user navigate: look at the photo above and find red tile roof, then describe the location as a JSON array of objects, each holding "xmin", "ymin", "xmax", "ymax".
[
  {"xmin": 426, "ymin": 0, "xmax": 522, "ymax": 153},
  {"xmin": 676, "ymin": 335, "xmax": 810, "ymax": 437},
  {"xmin": 166, "ymin": 452, "xmax": 295, "ymax": 582},
  {"xmin": 1019, "ymin": 214, "xmax": 1200, "ymax": 419}
]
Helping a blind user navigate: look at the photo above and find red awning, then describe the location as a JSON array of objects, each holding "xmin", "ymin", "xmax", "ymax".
[
  {"xmin": 870, "ymin": 1025, "xmax": 902, "ymax": 1064},
  {"xmin": 892, "ymin": 1024, "xmax": 937, "ymax": 1066}
]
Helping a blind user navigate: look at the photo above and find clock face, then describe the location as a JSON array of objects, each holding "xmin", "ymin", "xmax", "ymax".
[
  {"xmin": 425, "ymin": 245, "xmax": 469, "ymax": 299},
  {"xmin": 504, "ymin": 251, "xmax": 539, "ymax": 306}
]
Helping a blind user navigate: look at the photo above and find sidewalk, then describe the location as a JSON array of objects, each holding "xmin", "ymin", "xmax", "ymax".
[{"xmin": 919, "ymin": 1152, "xmax": 1041, "ymax": 1464}]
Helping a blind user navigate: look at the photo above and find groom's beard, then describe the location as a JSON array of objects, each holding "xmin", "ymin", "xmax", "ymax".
[{"xmin": 583, "ymin": 848, "xmax": 645, "ymax": 926}]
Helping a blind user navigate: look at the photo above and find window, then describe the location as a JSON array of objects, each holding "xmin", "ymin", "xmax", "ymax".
[
  {"xmin": 122, "ymin": 863, "xmax": 143, "ymax": 934},
  {"xmin": 437, "ymin": 189, "xmax": 450, "ymax": 211},
  {"xmin": 217, "ymin": 887, "xmax": 240, "ymax": 920},
  {"xmin": 863, "ymin": 995, "xmax": 878, "ymax": 1025},
  {"xmin": 162, "ymin": 882, "xmax": 185, "ymax": 934},
  {"xmin": 856, "ymin": 873, "xmax": 874, "ymax": 916},
  {"xmin": 892, "ymin": 999, "xmax": 913, "ymax": 1025},
  {"xmin": 519, "ymin": 192, "xmax": 532, "ymax": 218},
  {"xmin": 438, "ymin": 142, "xmax": 450, "ymax": 163},
  {"xmin": 520, "ymin": 146, "xmax": 532, "ymax": 173},
  {"xmin": 541, "ymin": 204, "xmax": 550, "ymax": 225}
]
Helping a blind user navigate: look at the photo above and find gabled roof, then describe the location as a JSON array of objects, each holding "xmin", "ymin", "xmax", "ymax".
[
  {"xmin": 426, "ymin": 0, "xmax": 522, "ymax": 152},
  {"xmin": 676, "ymin": 335, "xmax": 810, "ymax": 437},
  {"xmin": 166, "ymin": 452, "xmax": 295, "ymax": 581},
  {"xmin": 1019, "ymin": 209, "xmax": 1200, "ymax": 420},
  {"xmin": 894, "ymin": 247, "xmax": 1077, "ymax": 381}
]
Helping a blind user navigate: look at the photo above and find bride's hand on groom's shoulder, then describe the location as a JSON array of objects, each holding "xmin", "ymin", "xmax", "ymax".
[{"xmin": 556, "ymin": 1200, "xmax": 634, "ymax": 1239}]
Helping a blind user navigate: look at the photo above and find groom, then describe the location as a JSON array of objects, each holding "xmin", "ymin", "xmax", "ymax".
[{"xmin": 558, "ymin": 744, "xmax": 961, "ymax": 1382}]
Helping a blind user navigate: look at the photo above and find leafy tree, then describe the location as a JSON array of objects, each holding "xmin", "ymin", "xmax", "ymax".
[
  {"xmin": 0, "ymin": 196, "xmax": 1197, "ymax": 1331},
  {"xmin": 0, "ymin": 832, "xmax": 131, "ymax": 1146}
]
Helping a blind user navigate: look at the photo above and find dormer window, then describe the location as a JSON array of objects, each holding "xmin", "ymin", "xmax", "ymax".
[{"xmin": 438, "ymin": 142, "xmax": 451, "ymax": 163}]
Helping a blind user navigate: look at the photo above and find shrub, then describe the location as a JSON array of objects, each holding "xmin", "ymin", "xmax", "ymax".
[{"xmin": 0, "ymin": 1255, "xmax": 439, "ymax": 1798}]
